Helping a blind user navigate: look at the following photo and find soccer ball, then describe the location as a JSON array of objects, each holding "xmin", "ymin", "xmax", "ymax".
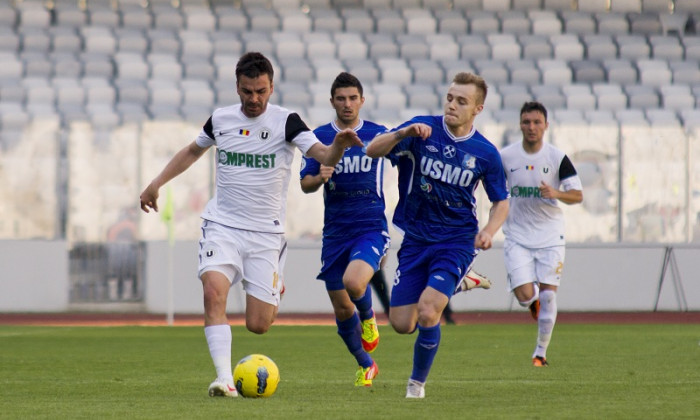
[{"xmin": 233, "ymin": 354, "xmax": 280, "ymax": 398}]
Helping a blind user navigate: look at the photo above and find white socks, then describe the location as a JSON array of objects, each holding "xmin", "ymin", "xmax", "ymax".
[
  {"xmin": 533, "ymin": 289, "xmax": 557, "ymax": 359},
  {"xmin": 205, "ymin": 324, "xmax": 232, "ymax": 381}
]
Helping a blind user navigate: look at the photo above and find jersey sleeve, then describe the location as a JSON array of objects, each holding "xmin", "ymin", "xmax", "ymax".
[
  {"xmin": 195, "ymin": 115, "xmax": 216, "ymax": 148},
  {"xmin": 286, "ymin": 113, "xmax": 319, "ymax": 155},
  {"xmin": 482, "ymin": 149, "xmax": 510, "ymax": 202},
  {"xmin": 559, "ymin": 155, "xmax": 583, "ymax": 191},
  {"xmin": 299, "ymin": 127, "xmax": 322, "ymax": 179}
]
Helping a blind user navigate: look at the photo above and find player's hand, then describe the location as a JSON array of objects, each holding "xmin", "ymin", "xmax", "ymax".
[
  {"xmin": 139, "ymin": 184, "xmax": 159, "ymax": 213},
  {"xmin": 334, "ymin": 128, "xmax": 363, "ymax": 148},
  {"xmin": 539, "ymin": 181, "xmax": 559, "ymax": 199},
  {"xmin": 402, "ymin": 123, "xmax": 432, "ymax": 140},
  {"xmin": 474, "ymin": 231, "xmax": 493, "ymax": 250},
  {"xmin": 319, "ymin": 165, "xmax": 334, "ymax": 183}
]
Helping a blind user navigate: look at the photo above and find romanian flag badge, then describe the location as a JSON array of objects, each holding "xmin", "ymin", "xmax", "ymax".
[{"xmin": 239, "ymin": 129, "xmax": 250, "ymax": 136}]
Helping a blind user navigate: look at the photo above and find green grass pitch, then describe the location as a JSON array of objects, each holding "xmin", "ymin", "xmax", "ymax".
[{"xmin": 1, "ymin": 323, "xmax": 699, "ymax": 419}]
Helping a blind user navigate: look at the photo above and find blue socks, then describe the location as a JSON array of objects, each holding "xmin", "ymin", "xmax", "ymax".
[
  {"xmin": 336, "ymin": 313, "xmax": 372, "ymax": 368},
  {"xmin": 411, "ymin": 324, "xmax": 441, "ymax": 383},
  {"xmin": 350, "ymin": 287, "xmax": 374, "ymax": 321}
]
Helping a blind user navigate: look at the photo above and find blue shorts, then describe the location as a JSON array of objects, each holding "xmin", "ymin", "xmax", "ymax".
[
  {"xmin": 318, "ymin": 231, "xmax": 390, "ymax": 291},
  {"xmin": 390, "ymin": 237, "xmax": 476, "ymax": 306}
]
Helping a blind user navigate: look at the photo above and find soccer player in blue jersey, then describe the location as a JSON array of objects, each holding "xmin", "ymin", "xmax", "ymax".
[
  {"xmin": 366, "ymin": 72, "xmax": 509, "ymax": 398},
  {"xmin": 300, "ymin": 72, "xmax": 388, "ymax": 387}
]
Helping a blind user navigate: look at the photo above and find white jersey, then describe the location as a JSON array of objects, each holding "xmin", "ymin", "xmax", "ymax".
[
  {"xmin": 195, "ymin": 104, "xmax": 320, "ymax": 233},
  {"xmin": 500, "ymin": 141, "xmax": 582, "ymax": 248}
]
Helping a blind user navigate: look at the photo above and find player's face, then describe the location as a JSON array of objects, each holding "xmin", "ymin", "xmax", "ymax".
[
  {"xmin": 237, "ymin": 74, "xmax": 273, "ymax": 118},
  {"xmin": 331, "ymin": 86, "xmax": 364, "ymax": 126},
  {"xmin": 443, "ymin": 83, "xmax": 483, "ymax": 130},
  {"xmin": 520, "ymin": 110, "xmax": 548, "ymax": 145}
]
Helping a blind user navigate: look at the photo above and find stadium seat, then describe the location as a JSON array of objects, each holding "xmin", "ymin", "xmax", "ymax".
[
  {"xmin": 593, "ymin": 83, "xmax": 628, "ymax": 110},
  {"xmin": 578, "ymin": 0, "xmax": 609, "ymax": 12},
  {"xmin": 405, "ymin": 84, "xmax": 439, "ymax": 109},
  {"xmin": 628, "ymin": 12, "xmax": 662, "ymax": 35},
  {"xmin": 500, "ymin": 10, "xmax": 532, "ymax": 35},
  {"xmin": 435, "ymin": 10, "xmax": 468, "ymax": 35},
  {"xmin": 439, "ymin": 58, "xmax": 476, "ymax": 82},
  {"xmin": 488, "ymin": 34, "xmax": 522, "ymax": 61},
  {"xmin": 582, "ymin": 34, "xmax": 618, "ymax": 59},
  {"xmin": 537, "ymin": 59, "xmax": 572, "ymax": 85},
  {"xmin": 310, "ymin": 9, "xmax": 342, "ymax": 33},
  {"xmin": 603, "ymin": 58, "xmax": 638, "ymax": 84},
  {"xmin": 542, "ymin": 0, "xmax": 575, "ymax": 11},
  {"xmin": 658, "ymin": 13, "xmax": 689, "ymax": 35},
  {"xmin": 426, "ymin": 34, "xmax": 458, "ymax": 61},
  {"xmin": 560, "ymin": 11, "xmax": 596, "ymax": 35},
  {"xmin": 374, "ymin": 10, "xmax": 406, "ymax": 35},
  {"xmin": 336, "ymin": 33, "xmax": 368, "ymax": 60},
  {"xmin": 312, "ymin": 58, "xmax": 346, "ymax": 84},
  {"xmin": 403, "ymin": 9, "xmax": 437, "ymax": 36},
  {"xmin": 562, "ymin": 84, "xmax": 596, "ymax": 110},
  {"xmin": 20, "ymin": 27, "xmax": 50, "ymax": 53},
  {"xmin": 372, "ymin": 82, "xmax": 406, "ymax": 110},
  {"xmin": 529, "ymin": 10, "xmax": 562, "ymax": 35},
  {"xmin": 641, "ymin": 0, "xmax": 671, "ymax": 13},
  {"xmin": 482, "ymin": 0, "xmax": 511, "ymax": 12},
  {"xmin": 596, "ymin": 13, "xmax": 630, "ymax": 35},
  {"xmin": 570, "ymin": 59, "xmax": 606, "ymax": 83},
  {"xmin": 508, "ymin": 59, "xmax": 541, "ymax": 84},
  {"xmin": 397, "ymin": 34, "xmax": 428, "ymax": 60},
  {"xmin": 550, "ymin": 34, "xmax": 584, "ymax": 60},
  {"xmin": 473, "ymin": 59, "xmax": 509, "ymax": 84},
  {"xmin": 674, "ymin": 0, "xmax": 700, "ymax": 13},
  {"xmin": 18, "ymin": 2, "xmax": 51, "ymax": 28},
  {"xmin": 216, "ymin": 8, "xmax": 247, "ymax": 32},
  {"xmin": 281, "ymin": 11, "xmax": 312, "ymax": 33},
  {"xmin": 636, "ymin": 59, "xmax": 672, "ymax": 86},
  {"xmin": 410, "ymin": 59, "xmax": 444, "ymax": 84},
  {"xmin": 452, "ymin": 0, "xmax": 482, "ymax": 10},
  {"xmin": 345, "ymin": 59, "xmax": 380, "ymax": 83},
  {"xmin": 467, "ymin": 11, "xmax": 500, "ymax": 34},
  {"xmin": 612, "ymin": 0, "xmax": 642, "ymax": 13},
  {"xmin": 624, "ymin": 84, "xmax": 659, "ymax": 109},
  {"xmin": 648, "ymin": 35, "xmax": 683, "ymax": 60},
  {"xmin": 458, "ymin": 34, "xmax": 491, "ymax": 60},
  {"xmin": 377, "ymin": 58, "xmax": 412, "ymax": 84},
  {"xmin": 670, "ymin": 60, "xmax": 700, "ymax": 84},
  {"xmin": 531, "ymin": 84, "xmax": 565, "ymax": 109},
  {"xmin": 120, "ymin": 6, "xmax": 153, "ymax": 30},
  {"xmin": 500, "ymin": 83, "xmax": 531, "ymax": 109},
  {"xmin": 81, "ymin": 27, "xmax": 117, "ymax": 55},
  {"xmin": 616, "ymin": 34, "xmax": 651, "ymax": 60},
  {"xmin": 248, "ymin": 8, "xmax": 280, "ymax": 32},
  {"xmin": 341, "ymin": 9, "xmax": 374, "ymax": 34},
  {"xmin": 659, "ymin": 84, "xmax": 694, "ymax": 110},
  {"xmin": 520, "ymin": 34, "xmax": 553, "ymax": 60}
]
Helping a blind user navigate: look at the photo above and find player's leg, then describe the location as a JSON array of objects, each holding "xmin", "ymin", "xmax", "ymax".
[
  {"xmin": 327, "ymin": 289, "xmax": 378, "ymax": 386},
  {"xmin": 531, "ymin": 247, "xmax": 564, "ymax": 366},
  {"xmin": 198, "ymin": 221, "xmax": 241, "ymax": 397},
  {"xmin": 343, "ymin": 259, "xmax": 380, "ymax": 352},
  {"xmin": 369, "ymin": 268, "xmax": 391, "ymax": 315},
  {"xmin": 505, "ymin": 240, "xmax": 539, "ymax": 319},
  {"xmin": 202, "ymin": 269, "xmax": 238, "ymax": 397}
]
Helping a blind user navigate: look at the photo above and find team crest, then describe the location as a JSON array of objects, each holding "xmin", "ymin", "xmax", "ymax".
[
  {"xmin": 259, "ymin": 128, "xmax": 271, "ymax": 141},
  {"xmin": 462, "ymin": 154, "xmax": 476, "ymax": 169},
  {"xmin": 420, "ymin": 176, "xmax": 432, "ymax": 193},
  {"xmin": 442, "ymin": 145, "xmax": 456, "ymax": 158}
]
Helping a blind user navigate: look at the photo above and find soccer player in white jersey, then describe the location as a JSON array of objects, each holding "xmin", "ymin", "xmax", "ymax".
[
  {"xmin": 139, "ymin": 52, "xmax": 362, "ymax": 397},
  {"xmin": 300, "ymin": 72, "xmax": 388, "ymax": 387},
  {"xmin": 500, "ymin": 101, "xmax": 583, "ymax": 367},
  {"xmin": 366, "ymin": 72, "xmax": 510, "ymax": 398}
]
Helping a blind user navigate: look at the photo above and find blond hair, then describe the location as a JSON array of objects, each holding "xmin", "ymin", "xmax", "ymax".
[{"xmin": 452, "ymin": 72, "xmax": 488, "ymax": 105}]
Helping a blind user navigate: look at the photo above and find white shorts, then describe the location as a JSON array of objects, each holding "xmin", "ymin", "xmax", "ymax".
[
  {"xmin": 198, "ymin": 220, "xmax": 286, "ymax": 306},
  {"xmin": 504, "ymin": 240, "xmax": 565, "ymax": 292}
]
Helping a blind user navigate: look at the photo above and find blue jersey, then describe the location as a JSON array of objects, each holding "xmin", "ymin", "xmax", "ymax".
[
  {"xmin": 387, "ymin": 115, "xmax": 508, "ymax": 245},
  {"xmin": 300, "ymin": 120, "xmax": 389, "ymax": 239}
]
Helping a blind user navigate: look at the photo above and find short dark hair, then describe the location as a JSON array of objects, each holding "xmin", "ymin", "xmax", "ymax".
[
  {"xmin": 330, "ymin": 72, "xmax": 363, "ymax": 98},
  {"xmin": 236, "ymin": 52, "xmax": 274, "ymax": 82},
  {"xmin": 520, "ymin": 101, "xmax": 548, "ymax": 122}
]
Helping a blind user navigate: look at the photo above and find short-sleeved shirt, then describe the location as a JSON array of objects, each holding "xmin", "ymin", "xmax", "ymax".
[
  {"xmin": 386, "ymin": 115, "xmax": 509, "ymax": 248},
  {"xmin": 300, "ymin": 119, "xmax": 389, "ymax": 239},
  {"xmin": 196, "ymin": 104, "xmax": 319, "ymax": 234},
  {"xmin": 500, "ymin": 141, "xmax": 583, "ymax": 248}
]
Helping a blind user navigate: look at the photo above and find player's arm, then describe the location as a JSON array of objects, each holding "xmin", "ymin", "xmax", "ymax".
[
  {"xmin": 306, "ymin": 128, "xmax": 362, "ymax": 167},
  {"xmin": 139, "ymin": 141, "xmax": 209, "ymax": 213},
  {"xmin": 540, "ymin": 181, "xmax": 583, "ymax": 204},
  {"xmin": 474, "ymin": 199, "xmax": 509, "ymax": 250},
  {"xmin": 300, "ymin": 165, "xmax": 335, "ymax": 193},
  {"xmin": 366, "ymin": 123, "xmax": 431, "ymax": 158}
]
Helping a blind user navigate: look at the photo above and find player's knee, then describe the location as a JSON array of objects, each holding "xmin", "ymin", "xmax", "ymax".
[
  {"xmin": 246, "ymin": 319, "xmax": 271, "ymax": 334},
  {"xmin": 342, "ymin": 278, "xmax": 365, "ymax": 299}
]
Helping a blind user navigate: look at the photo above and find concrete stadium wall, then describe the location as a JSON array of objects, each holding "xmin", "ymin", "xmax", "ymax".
[{"xmin": 0, "ymin": 241, "xmax": 698, "ymax": 313}]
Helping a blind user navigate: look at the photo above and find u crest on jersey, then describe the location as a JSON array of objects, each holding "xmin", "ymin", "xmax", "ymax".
[{"xmin": 259, "ymin": 128, "xmax": 271, "ymax": 141}]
